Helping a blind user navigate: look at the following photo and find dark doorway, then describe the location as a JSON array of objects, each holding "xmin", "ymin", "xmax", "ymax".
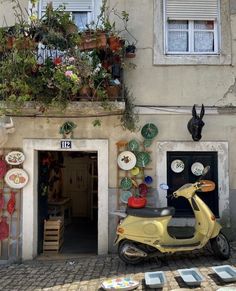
[
  {"xmin": 167, "ymin": 151, "xmax": 218, "ymax": 217},
  {"xmin": 38, "ymin": 151, "xmax": 98, "ymax": 255}
]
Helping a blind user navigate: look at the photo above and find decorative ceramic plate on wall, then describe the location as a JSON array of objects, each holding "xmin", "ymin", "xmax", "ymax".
[
  {"xmin": 128, "ymin": 139, "xmax": 139, "ymax": 152},
  {"xmin": 120, "ymin": 191, "xmax": 132, "ymax": 204},
  {"xmin": 117, "ymin": 151, "xmax": 136, "ymax": 170},
  {"xmin": 171, "ymin": 159, "xmax": 185, "ymax": 173},
  {"xmin": 5, "ymin": 168, "xmax": 29, "ymax": 189},
  {"xmin": 120, "ymin": 177, "xmax": 133, "ymax": 190},
  {"xmin": 191, "ymin": 162, "xmax": 204, "ymax": 176},
  {"xmin": 5, "ymin": 151, "xmax": 25, "ymax": 165},
  {"xmin": 141, "ymin": 123, "xmax": 158, "ymax": 140},
  {"xmin": 136, "ymin": 152, "xmax": 151, "ymax": 168}
]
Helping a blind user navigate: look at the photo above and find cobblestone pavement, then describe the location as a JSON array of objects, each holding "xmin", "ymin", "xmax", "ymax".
[{"xmin": 1, "ymin": 244, "xmax": 236, "ymax": 291}]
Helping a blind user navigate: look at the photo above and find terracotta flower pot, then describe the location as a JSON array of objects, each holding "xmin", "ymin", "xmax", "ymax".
[
  {"xmin": 108, "ymin": 36, "xmax": 124, "ymax": 52},
  {"xmin": 106, "ymin": 85, "xmax": 121, "ymax": 100},
  {"xmin": 79, "ymin": 32, "xmax": 107, "ymax": 51}
]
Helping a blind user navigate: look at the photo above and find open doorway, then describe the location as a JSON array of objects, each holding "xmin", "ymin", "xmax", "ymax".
[{"xmin": 37, "ymin": 151, "xmax": 98, "ymax": 255}]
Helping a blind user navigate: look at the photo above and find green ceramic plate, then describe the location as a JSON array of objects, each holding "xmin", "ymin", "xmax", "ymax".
[
  {"xmin": 120, "ymin": 177, "xmax": 133, "ymax": 190},
  {"xmin": 128, "ymin": 139, "xmax": 139, "ymax": 152},
  {"xmin": 143, "ymin": 139, "xmax": 152, "ymax": 148},
  {"xmin": 141, "ymin": 123, "xmax": 158, "ymax": 140},
  {"xmin": 136, "ymin": 152, "xmax": 151, "ymax": 167}
]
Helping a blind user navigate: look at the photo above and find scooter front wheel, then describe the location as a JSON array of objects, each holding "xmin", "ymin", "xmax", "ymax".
[
  {"xmin": 118, "ymin": 240, "xmax": 145, "ymax": 265},
  {"xmin": 210, "ymin": 232, "xmax": 230, "ymax": 260}
]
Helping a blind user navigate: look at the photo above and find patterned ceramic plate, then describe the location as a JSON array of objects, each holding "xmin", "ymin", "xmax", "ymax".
[
  {"xmin": 120, "ymin": 177, "xmax": 133, "ymax": 190},
  {"xmin": 101, "ymin": 277, "xmax": 139, "ymax": 290},
  {"xmin": 128, "ymin": 139, "xmax": 139, "ymax": 152},
  {"xmin": 5, "ymin": 168, "xmax": 29, "ymax": 189},
  {"xmin": 117, "ymin": 151, "xmax": 136, "ymax": 171},
  {"xmin": 171, "ymin": 159, "xmax": 184, "ymax": 173},
  {"xmin": 5, "ymin": 151, "xmax": 25, "ymax": 165},
  {"xmin": 191, "ymin": 162, "xmax": 204, "ymax": 176},
  {"xmin": 136, "ymin": 152, "xmax": 151, "ymax": 168},
  {"xmin": 141, "ymin": 123, "xmax": 158, "ymax": 140}
]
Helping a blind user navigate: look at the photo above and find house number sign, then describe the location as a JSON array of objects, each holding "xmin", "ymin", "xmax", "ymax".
[{"xmin": 60, "ymin": 140, "xmax": 72, "ymax": 149}]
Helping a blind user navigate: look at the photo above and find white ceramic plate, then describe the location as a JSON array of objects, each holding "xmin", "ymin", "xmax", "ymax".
[
  {"xmin": 5, "ymin": 151, "xmax": 25, "ymax": 165},
  {"xmin": 191, "ymin": 162, "xmax": 204, "ymax": 176},
  {"xmin": 5, "ymin": 168, "xmax": 29, "ymax": 189},
  {"xmin": 117, "ymin": 151, "xmax": 136, "ymax": 170},
  {"xmin": 171, "ymin": 159, "xmax": 184, "ymax": 173}
]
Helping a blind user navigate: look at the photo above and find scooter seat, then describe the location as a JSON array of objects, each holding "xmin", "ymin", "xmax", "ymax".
[{"xmin": 126, "ymin": 206, "xmax": 175, "ymax": 218}]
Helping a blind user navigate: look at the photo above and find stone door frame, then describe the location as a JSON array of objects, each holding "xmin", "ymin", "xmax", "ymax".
[{"xmin": 22, "ymin": 139, "xmax": 108, "ymax": 260}]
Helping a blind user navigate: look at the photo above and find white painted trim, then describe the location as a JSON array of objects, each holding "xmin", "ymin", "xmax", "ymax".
[
  {"xmin": 136, "ymin": 106, "xmax": 223, "ymax": 115},
  {"xmin": 156, "ymin": 141, "xmax": 230, "ymax": 227},
  {"xmin": 22, "ymin": 138, "xmax": 108, "ymax": 260}
]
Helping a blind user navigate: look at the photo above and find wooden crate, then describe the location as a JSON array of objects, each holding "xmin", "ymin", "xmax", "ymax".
[{"xmin": 43, "ymin": 217, "xmax": 64, "ymax": 254}]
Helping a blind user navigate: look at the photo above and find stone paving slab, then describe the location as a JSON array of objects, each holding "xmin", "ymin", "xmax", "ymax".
[{"xmin": 1, "ymin": 244, "xmax": 236, "ymax": 290}]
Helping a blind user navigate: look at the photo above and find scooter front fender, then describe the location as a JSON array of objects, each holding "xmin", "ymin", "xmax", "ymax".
[{"xmin": 211, "ymin": 221, "xmax": 222, "ymax": 239}]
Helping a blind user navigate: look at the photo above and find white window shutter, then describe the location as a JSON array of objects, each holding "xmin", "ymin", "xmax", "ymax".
[
  {"xmin": 165, "ymin": 0, "xmax": 219, "ymax": 20},
  {"xmin": 41, "ymin": 0, "xmax": 93, "ymax": 12}
]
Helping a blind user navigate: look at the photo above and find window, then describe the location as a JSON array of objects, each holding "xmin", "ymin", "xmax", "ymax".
[
  {"xmin": 39, "ymin": 0, "xmax": 96, "ymax": 29},
  {"xmin": 167, "ymin": 20, "xmax": 218, "ymax": 54},
  {"xmin": 164, "ymin": 0, "xmax": 219, "ymax": 55},
  {"xmin": 153, "ymin": 0, "xmax": 231, "ymax": 65}
]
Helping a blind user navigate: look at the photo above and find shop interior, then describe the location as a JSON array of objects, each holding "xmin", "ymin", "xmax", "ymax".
[{"xmin": 37, "ymin": 151, "xmax": 98, "ymax": 255}]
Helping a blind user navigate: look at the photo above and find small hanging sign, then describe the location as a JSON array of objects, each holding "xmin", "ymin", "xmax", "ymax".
[{"xmin": 60, "ymin": 140, "xmax": 72, "ymax": 149}]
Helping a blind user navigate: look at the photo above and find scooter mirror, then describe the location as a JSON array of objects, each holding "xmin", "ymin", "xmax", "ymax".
[{"xmin": 160, "ymin": 183, "xmax": 169, "ymax": 190}]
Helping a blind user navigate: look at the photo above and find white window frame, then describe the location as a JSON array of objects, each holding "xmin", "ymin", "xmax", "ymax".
[
  {"xmin": 154, "ymin": 0, "xmax": 232, "ymax": 65},
  {"xmin": 165, "ymin": 19, "xmax": 219, "ymax": 55}
]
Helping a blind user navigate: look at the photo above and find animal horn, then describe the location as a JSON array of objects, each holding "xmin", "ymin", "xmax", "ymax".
[
  {"xmin": 192, "ymin": 104, "xmax": 197, "ymax": 118},
  {"xmin": 200, "ymin": 104, "xmax": 205, "ymax": 119}
]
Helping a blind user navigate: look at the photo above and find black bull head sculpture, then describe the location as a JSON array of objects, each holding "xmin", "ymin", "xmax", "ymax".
[{"xmin": 187, "ymin": 104, "xmax": 205, "ymax": 141}]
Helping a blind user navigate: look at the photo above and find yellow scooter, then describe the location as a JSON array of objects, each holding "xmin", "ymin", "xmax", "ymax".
[{"xmin": 115, "ymin": 166, "xmax": 230, "ymax": 264}]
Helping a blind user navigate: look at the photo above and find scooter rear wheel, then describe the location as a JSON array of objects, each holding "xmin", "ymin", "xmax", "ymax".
[
  {"xmin": 210, "ymin": 232, "xmax": 230, "ymax": 260},
  {"xmin": 118, "ymin": 240, "xmax": 145, "ymax": 265}
]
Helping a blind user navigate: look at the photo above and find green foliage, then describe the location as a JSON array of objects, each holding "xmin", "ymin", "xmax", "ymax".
[{"xmin": 120, "ymin": 87, "xmax": 140, "ymax": 132}]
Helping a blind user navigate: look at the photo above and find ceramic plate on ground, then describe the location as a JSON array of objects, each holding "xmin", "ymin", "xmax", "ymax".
[
  {"xmin": 212, "ymin": 265, "xmax": 236, "ymax": 283},
  {"xmin": 5, "ymin": 151, "xmax": 25, "ymax": 165},
  {"xmin": 128, "ymin": 139, "xmax": 139, "ymax": 152},
  {"xmin": 120, "ymin": 191, "xmax": 132, "ymax": 204},
  {"xmin": 141, "ymin": 123, "xmax": 158, "ymax": 140},
  {"xmin": 5, "ymin": 168, "xmax": 29, "ymax": 189},
  {"xmin": 117, "ymin": 151, "xmax": 136, "ymax": 171},
  {"xmin": 120, "ymin": 177, "xmax": 133, "ymax": 190},
  {"xmin": 171, "ymin": 159, "xmax": 184, "ymax": 173},
  {"xmin": 136, "ymin": 152, "xmax": 151, "ymax": 168},
  {"xmin": 101, "ymin": 277, "xmax": 139, "ymax": 290},
  {"xmin": 191, "ymin": 162, "xmax": 204, "ymax": 176}
]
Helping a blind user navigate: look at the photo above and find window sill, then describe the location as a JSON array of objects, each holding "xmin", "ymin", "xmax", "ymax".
[{"xmin": 154, "ymin": 53, "xmax": 232, "ymax": 66}]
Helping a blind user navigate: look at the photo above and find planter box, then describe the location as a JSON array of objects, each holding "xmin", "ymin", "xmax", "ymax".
[{"xmin": 79, "ymin": 32, "xmax": 107, "ymax": 51}]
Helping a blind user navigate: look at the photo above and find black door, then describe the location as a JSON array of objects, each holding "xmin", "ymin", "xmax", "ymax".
[{"xmin": 167, "ymin": 151, "xmax": 218, "ymax": 217}]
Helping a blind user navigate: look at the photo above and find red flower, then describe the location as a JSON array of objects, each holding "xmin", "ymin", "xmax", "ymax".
[{"xmin": 53, "ymin": 57, "xmax": 62, "ymax": 65}]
